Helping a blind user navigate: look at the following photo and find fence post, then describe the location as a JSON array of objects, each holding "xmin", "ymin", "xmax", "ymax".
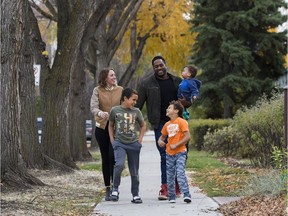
[{"xmin": 285, "ymin": 85, "xmax": 288, "ymax": 149}]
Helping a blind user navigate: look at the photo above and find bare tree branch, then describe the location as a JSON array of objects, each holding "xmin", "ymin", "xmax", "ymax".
[
  {"xmin": 80, "ymin": 0, "xmax": 117, "ymax": 55},
  {"xmin": 43, "ymin": 0, "xmax": 58, "ymax": 19},
  {"xmin": 29, "ymin": 0, "xmax": 58, "ymax": 21},
  {"xmin": 107, "ymin": 0, "xmax": 144, "ymax": 63}
]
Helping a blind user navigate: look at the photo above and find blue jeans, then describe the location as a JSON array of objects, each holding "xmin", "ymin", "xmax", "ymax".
[{"xmin": 154, "ymin": 122, "xmax": 167, "ymax": 184}]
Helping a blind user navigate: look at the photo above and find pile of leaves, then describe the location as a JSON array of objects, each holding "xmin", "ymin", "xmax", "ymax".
[{"xmin": 219, "ymin": 194, "xmax": 287, "ymax": 216}]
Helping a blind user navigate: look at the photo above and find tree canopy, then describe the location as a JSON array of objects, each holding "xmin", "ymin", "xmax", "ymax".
[
  {"xmin": 115, "ymin": 0, "xmax": 196, "ymax": 74},
  {"xmin": 190, "ymin": 0, "xmax": 287, "ymax": 118}
]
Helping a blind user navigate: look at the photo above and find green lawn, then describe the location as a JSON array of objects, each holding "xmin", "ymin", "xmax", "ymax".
[
  {"xmin": 78, "ymin": 150, "xmax": 102, "ymax": 171},
  {"xmin": 186, "ymin": 149, "xmax": 250, "ymax": 197}
]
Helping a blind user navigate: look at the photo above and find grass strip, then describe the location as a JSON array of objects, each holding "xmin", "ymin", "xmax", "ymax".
[{"xmin": 186, "ymin": 149, "xmax": 250, "ymax": 197}]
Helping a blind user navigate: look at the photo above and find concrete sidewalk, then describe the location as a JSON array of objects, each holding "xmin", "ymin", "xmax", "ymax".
[{"xmin": 92, "ymin": 131, "xmax": 225, "ymax": 216}]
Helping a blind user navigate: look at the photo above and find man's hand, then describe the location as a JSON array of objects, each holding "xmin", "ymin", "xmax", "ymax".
[
  {"xmin": 179, "ymin": 94, "xmax": 192, "ymax": 108},
  {"xmin": 158, "ymin": 139, "xmax": 166, "ymax": 148}
]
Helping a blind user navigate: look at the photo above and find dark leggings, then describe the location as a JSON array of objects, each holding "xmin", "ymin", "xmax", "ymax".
[{"xmin": 95, "ymin": 124, "xmax": 115, "ymax": 187}]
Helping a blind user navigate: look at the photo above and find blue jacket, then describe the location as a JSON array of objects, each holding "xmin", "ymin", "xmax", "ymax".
[{"xmin": 177, "ymin": 78, "xmax": 201, "ymax": 101}]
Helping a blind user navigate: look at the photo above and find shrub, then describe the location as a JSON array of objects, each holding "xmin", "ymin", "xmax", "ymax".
[
  {"xmin": 271, "ymin": 146, "xmax": 288, "ymax": 170},
  {"xmin": 233, "ymin": 93, "xmax": 284, "ymax": 167},
  {"xmin": 189, "ymin": 119, "xmax": 231, "ymax": 150},
  {"xmin": 204, "ymin": 125, "xmax": 243, "ymax": 157}
]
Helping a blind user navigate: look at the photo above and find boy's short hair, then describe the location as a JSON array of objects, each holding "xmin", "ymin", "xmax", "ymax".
[
  {"xmin": 152, "ymin": 55, "xmax": 166, "ymax": 66},
  {"xmin": 170, "ymin": 100, "xmax": 184, "ymax": 118},
  {"xmin": 185, "ymin": 65, "xmax": 198, "ymax": 78},
  {"xmin": 121, "ymin": 88, "xmax": 138, "ymax": 102}
]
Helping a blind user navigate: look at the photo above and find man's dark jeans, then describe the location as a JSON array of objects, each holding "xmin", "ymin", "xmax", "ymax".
[{"xmin": 154, "ymin": 122, "xmax": 167, "ymax": 184}]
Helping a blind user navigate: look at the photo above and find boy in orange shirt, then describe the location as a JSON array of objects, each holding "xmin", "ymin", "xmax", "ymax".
[{"xmin": 158, "ymin": 100, "xmax": 191, "ymax": 203}]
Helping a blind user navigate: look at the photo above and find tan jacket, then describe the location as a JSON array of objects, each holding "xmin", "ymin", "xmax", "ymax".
[{"xmin": 90, "ymin": 86, "xmax": 123, "ymax": 129}]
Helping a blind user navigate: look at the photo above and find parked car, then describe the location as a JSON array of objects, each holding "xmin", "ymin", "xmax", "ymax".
[{"xmin": 86, "ymin": 120, "xmax": 92, "ymax": 141}]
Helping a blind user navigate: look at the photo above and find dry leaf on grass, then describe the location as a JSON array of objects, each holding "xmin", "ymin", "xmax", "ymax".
[{"xmin": 219, "ymin": 194, "xmax": 286, "ymax": 216}]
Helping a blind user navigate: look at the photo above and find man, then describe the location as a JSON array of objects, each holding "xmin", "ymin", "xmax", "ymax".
[{"xmin": 136, "ymin": 55, "xmax": 190, "ymax": 200}]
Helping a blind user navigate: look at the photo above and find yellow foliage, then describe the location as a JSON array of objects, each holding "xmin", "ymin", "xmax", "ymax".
[
  {"xmin": 42, "ymin": 50, "xmax": 49, "ymax": 56},
  {"xmin": 115, "ymin": 0, "xmax": 196, "ymax": 76},
  {"xmin": 267, "ymin": 27, "xmax": 277, "ymax": 33}
]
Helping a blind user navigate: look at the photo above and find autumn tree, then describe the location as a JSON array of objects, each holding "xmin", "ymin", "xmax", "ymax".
[
  {"xmin": 85, "ymin": 0, "xmax": 195, "ymax": 88},
  {"xmin": 1, "ymin": 0, "xmax": 44, "ymax": 188},
  {"xmin": 190, "ymin": 0, "xmax": 287, "ymax": 118},
  {"xmin": 114, "ymin": 0, "xmax": 195, "ymax": 87},
  {"xmin": 135, "ymin": 0, "xmax": 195, "ymax": 73}
]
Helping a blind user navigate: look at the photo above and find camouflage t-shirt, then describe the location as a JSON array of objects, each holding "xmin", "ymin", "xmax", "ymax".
[{"xmin": 109, "ymin": 105, "xmax": 144, "ymax": 144}]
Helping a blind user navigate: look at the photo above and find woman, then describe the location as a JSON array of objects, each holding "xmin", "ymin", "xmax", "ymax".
[{"xmin": 90, "ymin": 68, "xmax": 123, "ymax": 201}]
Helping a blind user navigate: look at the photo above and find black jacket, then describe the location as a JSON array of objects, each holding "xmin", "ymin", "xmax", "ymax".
[{"xmin": 136, "ymin": 73, "xmax": 182, "ymax": 129}]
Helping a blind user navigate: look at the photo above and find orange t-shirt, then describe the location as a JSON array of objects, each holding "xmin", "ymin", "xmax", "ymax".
[{"xmin": 161, "ymin": 117, "xmax": 189, "ymax": 156}]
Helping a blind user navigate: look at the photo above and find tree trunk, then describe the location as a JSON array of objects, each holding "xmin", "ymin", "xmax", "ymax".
[
  {"xmin": 20, "ymin": 2, "xmax": 45, "ymax": 169},
  {"xmin": 1, "ymin": 0, "xmax": 44, "ymax": 189},
  {"xmin": 222, "ymin": 61, "xmax": 233, "ymax": 118},
  {"xmin": 68, "ymin": 0, "xmax": 118, "ymax": 158},
  {"xmin": 41, "ymin": 1, "xmax": 86, "ymax": 168},
  {"xmin": 41, "ymin": 0, "xmax": 118, "ymax": 165},
  {"xmin": 68, "ymin": 50, "xmax": 91, "ymax": 161}
]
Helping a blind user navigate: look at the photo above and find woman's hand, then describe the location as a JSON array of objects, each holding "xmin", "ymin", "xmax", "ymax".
[{"xmin": 98, "ymin": 111, "xmax": 109, "ymax": 119}]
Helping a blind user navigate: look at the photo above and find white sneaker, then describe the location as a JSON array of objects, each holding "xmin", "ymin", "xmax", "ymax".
[
  {"xmin": 169, "ymin": 199, "xmax": 176, "ymax": 203},
  {"xmin": 110, "ymin": 191, "xmax": 119, "ymax": 202},
  {"xmin": 183, "ymin": 197, "xmax": 191, "ymax": 203}
]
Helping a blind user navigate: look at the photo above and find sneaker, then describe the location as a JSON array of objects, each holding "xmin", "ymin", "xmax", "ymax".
[
  {"xmin": 184, "ymin": 196, "xmax": 191, "ymax": 203},
  {"xmin": 131, "ymin": 196, "xmax": 143, "ymax": 204},
  {"xmin": 158, "ymin": 184, "xmax": 168, "ymax": 200},
  {"xmin": 169, "ymin": 199, "xmax": 176, "ymax": 203},
  {"xmin": 105, "ymin": 187, "xmax": 111, "ymax": 201},
  {"xmin": 110, "ymin": 191, "xmax": 119, "ymax": 202},
  {"xmin": 183, "ymin": 109, "xmax": 190, "ymax": 120}
]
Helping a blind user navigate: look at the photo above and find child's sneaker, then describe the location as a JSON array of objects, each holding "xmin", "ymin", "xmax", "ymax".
[
  {"xmin": 184, "ymin": 196, "xmax": 191, "ymax": 203},
  {"xmin": 183, "ymin": 109, "xmax": 190, "ymax": 120},
  {"xmin": 169, "ymin": 199, "xmax": 176, "ymax": 203},
  {"xmin": 131, "ymin": 196, "xmax": 143, "ymax": 204},
  {"xmin": 110, "ymin": 191, "xmax": 119, "ymax": 202}
]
